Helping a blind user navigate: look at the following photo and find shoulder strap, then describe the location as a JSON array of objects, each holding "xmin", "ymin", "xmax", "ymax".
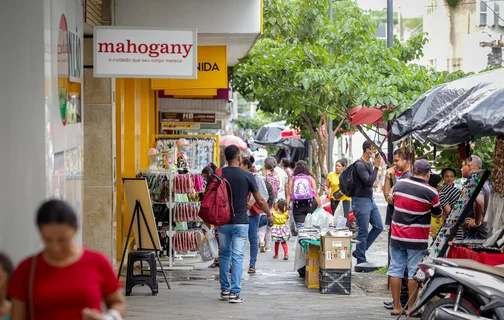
[{"xmin": 29, "ymin": 255, "xmax": 37, "ymax": 320}]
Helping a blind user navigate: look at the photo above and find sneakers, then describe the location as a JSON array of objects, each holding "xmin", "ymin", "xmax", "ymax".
[
  {"xmin": 220, "ymin": 290, "xmax": 230, "ymax": 301},
  {"xmin": 229, "ymin": 294, "xmax": 243, "ymax": 303}
]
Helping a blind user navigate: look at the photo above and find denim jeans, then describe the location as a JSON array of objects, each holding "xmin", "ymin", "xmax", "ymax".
[
  {"xmin": 218, "ymin": 224, "xmax": 249, "ymax": 295},
  {"xmin": 248, "ymin": 214, "xmax": 260, "ymax": 268},
  {"xmin": 352, "ymin": 197, "xmax": 384, "ymax": 264}
]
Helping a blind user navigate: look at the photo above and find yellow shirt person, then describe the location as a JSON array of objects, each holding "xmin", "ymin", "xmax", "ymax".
[{"xmin": 327, "ymin": 171, "xmax": 351, "ymax": 201}]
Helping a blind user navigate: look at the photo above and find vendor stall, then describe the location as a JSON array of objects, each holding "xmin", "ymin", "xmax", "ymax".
[{"xmin": 392, "ymin": 68, "xmax": 504, "ymax": 269}]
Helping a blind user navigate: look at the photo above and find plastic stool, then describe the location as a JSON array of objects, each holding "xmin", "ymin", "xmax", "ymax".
[{"xmin": 125, "ymin": 251, "xmax": 158, "ymax": 296}]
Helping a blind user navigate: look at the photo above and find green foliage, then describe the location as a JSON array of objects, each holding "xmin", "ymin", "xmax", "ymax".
[{"xmin": 233, "ymin": 116, "xmax": 270, "ymax": 132}]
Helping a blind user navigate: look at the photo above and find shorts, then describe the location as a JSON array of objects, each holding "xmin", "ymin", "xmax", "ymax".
[{"xmin": 388, "ymin": 247, "xmax": 426, "ymax": 279}]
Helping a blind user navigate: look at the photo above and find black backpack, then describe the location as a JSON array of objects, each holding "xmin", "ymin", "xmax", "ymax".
[{"xmin": 339, "ymin": 159, "xmax": 363, "ymax": 197}]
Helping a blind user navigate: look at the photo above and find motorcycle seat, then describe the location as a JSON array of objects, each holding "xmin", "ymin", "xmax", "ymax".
[{"xmin": 441, "ymin": 258, "xmax": 504, "ymax": 279}]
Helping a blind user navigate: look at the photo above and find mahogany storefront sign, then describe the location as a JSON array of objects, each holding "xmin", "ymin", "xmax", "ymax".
[{"xmin": 93, "ymin": 26, "xmax": 197, "ymax": 78}]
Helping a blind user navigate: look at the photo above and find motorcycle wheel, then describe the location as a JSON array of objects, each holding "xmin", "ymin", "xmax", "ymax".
[{"xmin": 421, "ymin": 298, "xmax": 479, "ymax": 320}]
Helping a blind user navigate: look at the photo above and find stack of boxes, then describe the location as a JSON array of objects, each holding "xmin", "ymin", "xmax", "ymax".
[
  {"xmin": 304, "ymin": 235, "xmax": 352, "ymax": 295},
  {"xmin": 319, "ymin": 235, "xmax": 352, "ymax": 294}
]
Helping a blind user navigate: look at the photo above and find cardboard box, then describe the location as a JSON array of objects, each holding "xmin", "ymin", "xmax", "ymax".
[
  {"xmin": 319, "ymin": 236, "xmax": 352, "ymax": 269},
  {"xmin": 305, "ymin": 244, "xmax": 320, "ymax": 289}
]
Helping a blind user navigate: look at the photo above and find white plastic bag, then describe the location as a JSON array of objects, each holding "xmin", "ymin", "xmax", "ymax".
[
  {"xmin": 311, "ymin": 207, "xmax": 327, "ymax": 227},
  {"xmin": 336, "ymin": 216, "xmax": 348, "ymax": 228},
  {"xmin": 200, "ymin": 225, "xmax": 218, "ymax": 262},
  {"xmin": 304, "ymin": 213, "xmax": 313, "ymax": 228}
]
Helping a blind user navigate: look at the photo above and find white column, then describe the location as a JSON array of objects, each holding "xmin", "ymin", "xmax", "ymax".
[{"xmin": 0, "ymin": 0, "xmax": 47, "ymax": 264}]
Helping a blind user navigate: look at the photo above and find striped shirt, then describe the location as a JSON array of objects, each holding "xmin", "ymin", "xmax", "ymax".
[
  {"xmin": 439, "ymin": 184, "xmax": 461, "ymax": 210},
  {"xmin": 392, "ymin": 176, "xmax": 443, "ymax": 250}
]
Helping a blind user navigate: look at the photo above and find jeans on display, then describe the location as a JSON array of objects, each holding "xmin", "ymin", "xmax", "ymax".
[
  {"xmin": 248, "ymin": 214, "xmax": 260, "ymax": 268},
  {"xmin": 352, "ymin": 197, "xmax": 384, "ymax": 264},
  {"xmin": 218, "ymin": 224, "xmax": 249, "ymax": 295}
]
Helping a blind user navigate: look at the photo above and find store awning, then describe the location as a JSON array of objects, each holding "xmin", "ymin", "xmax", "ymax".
[{"xmin": 392, "ymin": 68, "xmax": 504, "ymax": 146}]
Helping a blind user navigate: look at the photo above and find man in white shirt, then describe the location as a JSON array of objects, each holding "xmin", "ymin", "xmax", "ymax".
[{"xmin": 274, "ymin": 160, "xmax": 288, "ymax": 200}]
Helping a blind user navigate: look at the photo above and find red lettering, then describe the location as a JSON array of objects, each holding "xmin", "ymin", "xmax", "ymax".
[
  {"xmin": 171, "ymin": 44, "xmax": 181, "ymax": 54},
  {"xmin": 127, "ymin": 39, "xmax": 137, "ymax": 53},
  {"xmin": 138, "ymin": 44, "xmax": 148, "ymax": 54},
  {"xmin": 98, "ymin": 42, "xmax": 114, "ymax": 53},
  {"xmin": 160, "ymin": 44, "xmax": 169, "ymax": 54},
  {"xmin": 116, "ymin": 43, "xmax": 125, "ymax": 53}
]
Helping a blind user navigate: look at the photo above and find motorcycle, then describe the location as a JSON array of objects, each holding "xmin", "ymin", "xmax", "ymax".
[{"xmin": 409, "ymin": 258, "xmax": 504, "ymax": 320}]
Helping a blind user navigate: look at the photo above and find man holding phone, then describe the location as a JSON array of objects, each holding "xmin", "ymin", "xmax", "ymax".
[{"xmin": 351, "ymin": 141, "xmax": 384, "ymax": 265}]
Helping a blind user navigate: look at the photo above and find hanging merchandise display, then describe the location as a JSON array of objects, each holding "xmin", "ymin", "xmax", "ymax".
[
  {"xmin": 415, "ymin": 169, "xmax": 490, "ymax": 280},
  {"xmin": 154, "ymin": 135, "xmax": 219, "ymax": 172}
]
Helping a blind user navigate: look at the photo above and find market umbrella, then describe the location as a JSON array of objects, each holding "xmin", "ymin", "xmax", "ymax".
[
  {"xmin": 392, "ymin": 68, "xmax": 504, "ymax": 146},
  {"xmin": 219, "ymin": 135, "xmax": 248, "ymax": 150},
  {"xmin": 349, "ymin": 105, "xmax": 384, "ymax": 126},
  {"xmin": 254, "ymin": 121, "xmax": 286, "ymax": 144}
]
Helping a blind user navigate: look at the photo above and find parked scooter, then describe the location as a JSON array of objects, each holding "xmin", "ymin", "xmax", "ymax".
[{"xmin": 409, "ymin": 258, "xmax": 504, "ymax": 320}]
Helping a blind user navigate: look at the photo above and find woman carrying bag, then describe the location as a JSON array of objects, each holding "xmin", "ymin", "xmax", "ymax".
[
  {"xmin": 9, "ymin": 200, "xmax": 126, "ymax": 320},
  {"xmin": 325, "ymin": 158, "xmax": 351, "ymax": 221}
]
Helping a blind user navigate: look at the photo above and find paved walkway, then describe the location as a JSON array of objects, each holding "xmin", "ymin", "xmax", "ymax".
[{"xmin": 125, "ymin": 192, "xmax": 392, "ymax": 319}]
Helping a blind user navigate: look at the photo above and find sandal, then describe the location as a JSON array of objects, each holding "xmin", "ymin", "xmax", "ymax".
[
  {"xmin": 248, "ymin": 266, "xmax": 256, "ymax": 274},
  {"xmin": 273, "ymin": 255, "xmax": 278, "ymax": 259},
  {"xmin": 283, "ymin": 255, "xmax": 289, "ymax": 260},
  {"xmin": 208, "ymin": 258, "xmax": 220, "ymax": 268},
  {"xmin": 265, "ymin": 247, "xmax": 271, "ymax": 252}
]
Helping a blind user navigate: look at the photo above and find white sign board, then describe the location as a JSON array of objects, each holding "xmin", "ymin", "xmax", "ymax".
[{"xmin": 93, "ymin": 26, "xmax": 197, "ymax": 78}]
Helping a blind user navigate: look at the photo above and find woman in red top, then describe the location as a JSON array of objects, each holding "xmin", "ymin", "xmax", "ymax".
[{"xmin": 8, "ymin": 200, "xmax": 126, "ymax": 320}]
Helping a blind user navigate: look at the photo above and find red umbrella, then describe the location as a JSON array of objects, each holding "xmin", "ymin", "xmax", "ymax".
[
  {"xmin": 349, "ymin": 105, "xmax": 384, "ymax": 126},
  {"xmin": 219, "ymin": 135, "xmax": 247, "ymax": 150}
]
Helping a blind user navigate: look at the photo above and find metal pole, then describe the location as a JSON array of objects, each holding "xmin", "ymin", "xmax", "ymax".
[
  {"xmin": 387, "ymin": 0, "xmax": 393, "ymax": 48},
  {"xmin": 327, "ymin": 3, "xmax": 334, "ymax": 174},
  {"xmin": 386, "ymin": 0, "xmax": 394, "ymax": 164}
]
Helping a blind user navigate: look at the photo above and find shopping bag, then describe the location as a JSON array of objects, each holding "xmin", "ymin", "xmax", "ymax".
[
  {"xmin": 200, "ymin": 225, "xmax": 218, "ymax": 262},
  {"xmin": 311, "ymin": 207, "xmax": 327, "ymax": 227}
]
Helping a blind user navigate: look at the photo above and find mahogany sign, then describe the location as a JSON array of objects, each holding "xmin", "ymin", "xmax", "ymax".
[{"xmin": 93, "ymin": 26, "xmax": 197, "ymax": 78}]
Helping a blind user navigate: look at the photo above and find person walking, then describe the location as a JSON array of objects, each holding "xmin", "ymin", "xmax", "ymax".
[
  {"xmin": 461, "ymin": 155, "xmax": 491, "ymax": 240},
  {"xmin": 270, "ymin": 200, "xmax": 290, "ymax": 260},
  {"xmin": 8, "ymin": 200, "xmax": 126, "ymax": 320},
  {"xmin": 219, "ymin": 146, "xmax": 273, "ymax": 303},
  {"xmin": 325, "ymin": 158, "xmax": 351, "ymax": 220},
  {"xmin": 280, "ymin": 159, "xmax": 293, "ymax": 178},
  {"xmin": 0, "ymin": 253, "xmax": 13, "ymax": 320},
  {"xmin": 258, "ymin": 157, "xmax": 283, "ymax": 200},
  {"xmin": 258, "ymin": 182, "xmax": 275, "ymax": 253},
  {"xmin": 286, "ymin": 160, "xmax": 322, "ymax": 225},
  {"xmin": 241, "ymin": 158, "xmax": 269, "ymax": 274},
  {"xmin": 388, "ymin": 160, "xmax": 442, "ymax": 316},
  {"xmin": 351, "ymin": 141, "xmax": 384, "ymax": 265}
]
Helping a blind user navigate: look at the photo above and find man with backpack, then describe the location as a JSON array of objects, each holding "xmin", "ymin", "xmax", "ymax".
[
  {"xmin": 349, "ymin": 141, "xmax": 384, "ymax": 265},
  {"xmin": 219, "ymin": 145, "xmax": 273, "ymax": 303}
]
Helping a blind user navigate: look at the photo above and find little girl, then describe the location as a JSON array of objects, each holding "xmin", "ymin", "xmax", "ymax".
[{"xmin": 271, "ymin": 199, "xmax": 291, "ymax": 260}]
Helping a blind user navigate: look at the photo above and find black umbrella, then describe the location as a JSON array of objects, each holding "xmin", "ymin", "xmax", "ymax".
[{"xmin": 392, "ymin": 68, "xmax": 504, "ymax": 146}]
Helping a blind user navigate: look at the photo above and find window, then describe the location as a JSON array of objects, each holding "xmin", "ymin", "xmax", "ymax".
[
  {"xmin": 478, "ymin": 0, "xmax": 504, "ymax": 27},
  {"xmin": 478, "ymin": 0, "xmax": 488, "ymax": 26},
  {"xmin": 447, "ymin": 58, "xmax": 463, "ymax": 72}
]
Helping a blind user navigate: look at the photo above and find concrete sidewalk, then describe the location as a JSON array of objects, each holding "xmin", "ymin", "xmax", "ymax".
[{"xmin": 125, "ymin": 238, "xmax": 392, "ymax": 320}]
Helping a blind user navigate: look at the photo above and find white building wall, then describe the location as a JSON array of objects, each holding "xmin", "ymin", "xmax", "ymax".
[
  {"xmin": 0, "ymin": 0, "xmax": 84, "ymax": 264},
  {"xmin": 115, "ymin": 0, "xmax": 261, "ymax": 33}
]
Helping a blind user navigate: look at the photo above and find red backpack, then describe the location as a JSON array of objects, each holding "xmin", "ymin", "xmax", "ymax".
[{"xmin": 199, "ymin": 168, "xmax": 234, "ymax": 226}]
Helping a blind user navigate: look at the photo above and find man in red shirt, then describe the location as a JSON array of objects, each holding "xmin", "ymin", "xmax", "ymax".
[{"xmin": 388, "ymin": 159, "xmax": 442, "ymax": 316}]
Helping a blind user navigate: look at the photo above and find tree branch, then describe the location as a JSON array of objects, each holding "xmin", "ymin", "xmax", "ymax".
[
  {"xmin": 417, "ymin": 146, "xmax": 457, "ymax": 159},
  {"xmin": 356, "ymin": 125, "xmax": 392, "ymax": 167}
]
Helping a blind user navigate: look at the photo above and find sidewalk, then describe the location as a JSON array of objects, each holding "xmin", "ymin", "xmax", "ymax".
[{"xmin": 125, "ymin": 239, "xmax": 392, "ymax": 319}]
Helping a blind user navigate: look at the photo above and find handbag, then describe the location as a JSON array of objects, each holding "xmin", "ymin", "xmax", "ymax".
[
  {"xmin": 29, "ymin": 255, "xmax": 37, "ymax": 320},
  {"xmin": 249, "ymin": 203, "xmax": 262, "ymax": 216},
  {"xmin": 333, "ymin": 189, "xmax": 344, "ymax": 199}
]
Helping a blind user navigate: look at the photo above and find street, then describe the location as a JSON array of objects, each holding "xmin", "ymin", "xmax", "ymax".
[{"xmin": 125, "ymin": 192, "xmax": 392, "ymax": 320}]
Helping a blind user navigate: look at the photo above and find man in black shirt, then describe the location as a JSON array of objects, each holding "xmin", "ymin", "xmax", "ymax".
[
  {"xmin": 219, "ymin": 145, "xmax": 273, "ymax": 303},
  {"xmin": 352, "ymin": 141, "xmax": 384, "ymax": 265}
]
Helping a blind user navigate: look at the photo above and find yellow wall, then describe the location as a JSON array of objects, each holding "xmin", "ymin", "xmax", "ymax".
[{"xmin": 115, "ymin": 79, "xmax": 156, "ymax": 260}]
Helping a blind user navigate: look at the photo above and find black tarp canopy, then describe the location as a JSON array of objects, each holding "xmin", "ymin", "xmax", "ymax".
[
  {"xmin": 392, "ymin": 68, "xmax": 504, "ymax": 146},
  {"xmin": 251, "ymin": 121, "xmax": 305, "ymax": 149}
]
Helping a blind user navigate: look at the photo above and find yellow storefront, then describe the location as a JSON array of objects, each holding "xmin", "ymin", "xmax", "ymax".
[{"xmin": 114, "ymin": 45, "xmax": 229, "ymax": 260}]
